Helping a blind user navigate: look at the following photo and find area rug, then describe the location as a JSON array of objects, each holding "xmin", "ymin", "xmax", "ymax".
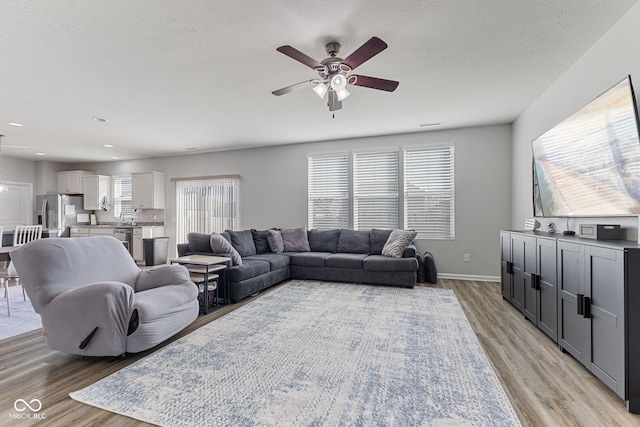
[
  {"xmin": 0, "ymin": 284, "xmax": 42, "ymax": 340},
  {"xmin": 70, "ymin": 280, "xmax": 521, "ymax": 426}
]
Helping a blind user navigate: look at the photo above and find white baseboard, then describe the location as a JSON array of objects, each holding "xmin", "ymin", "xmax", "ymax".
[{"xmin": 436, "ymin": 273, "xmax": 500, "ymax": 282}]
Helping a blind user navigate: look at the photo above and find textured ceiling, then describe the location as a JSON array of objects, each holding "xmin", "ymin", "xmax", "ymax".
[{"xmin": 0, "ymin": 0, "xmax": 637, "ymax": 162}]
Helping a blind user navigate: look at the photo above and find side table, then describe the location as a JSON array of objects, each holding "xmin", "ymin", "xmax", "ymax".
[{"xmin": 169, "ymin": 255, "xmax": 230, "ymax": 314}]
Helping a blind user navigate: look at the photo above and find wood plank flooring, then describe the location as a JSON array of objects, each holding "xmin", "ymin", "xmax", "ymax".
[{"xmin": 1, "ymin": 279, "xmax": 640, "ymax": 426}]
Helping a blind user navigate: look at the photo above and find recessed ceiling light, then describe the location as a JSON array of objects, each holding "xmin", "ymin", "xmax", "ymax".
[
  {"xmin": 93, "ymin": 117, "xmax": 108, "ymax": 123},
  {"xmin": 104, "ymin": 144, "xmax": 114, "ymax": 148},
  {"xmin": 8, "ymin": 122, "xmax": 23, "ymax": 127},
  {"xmin": 35, "ymin": 152, "xmax": 45, "ymax": 156},
  {"xmin": 111, "ymin": 156, "xmax": 119, "ymax": 159},
  {"xmin": 419, "ymin": 122, "xmax": 443, "ymax": 127},
  {"xmin": 185, "ymin": 147, "xmax": 197, "ymax": 151}
]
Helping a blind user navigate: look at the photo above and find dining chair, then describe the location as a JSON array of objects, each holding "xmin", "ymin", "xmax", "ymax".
[{"xmin": 5, "ymin": 225, "xmax": 42, "ymax": 316}]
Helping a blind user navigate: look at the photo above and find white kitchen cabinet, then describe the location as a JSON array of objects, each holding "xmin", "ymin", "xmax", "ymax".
[
  {"xmin": 83, "ymin": 175, "xmax": 111, "ymax": 210},
  {"xmin": 70, "ymin": 227, "xmax": 90, "ymax": 238},
  {"xmin": 131, "ymin": 172, "xmax": 165, "ymax": 209},
  {"xmin": 88, "ymin": 226, "xmax": 115, "ymax": 237},
  {"xmin": 133, "ymin": 226, "xmax": 165, "ymax": 262},
  {"xmin": 57, "ymin": 170, "xmax": 95, "ymax": 194}
]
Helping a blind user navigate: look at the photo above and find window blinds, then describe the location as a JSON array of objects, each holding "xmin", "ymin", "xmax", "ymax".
[
  {"xmin": 113, "ymin": 175, "xmax": 133, "ymax": 219},
  {"xmin": 307, "ymin": 153, "xmax": 349, "ymax": 229},
  {"xmin": 353, "ymin": 150, "xmax": 399, "ymax": 230}
]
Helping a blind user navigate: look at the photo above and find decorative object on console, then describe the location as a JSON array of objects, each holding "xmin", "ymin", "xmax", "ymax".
[
  {"xmin": 547, "ymin": 222, "xmax": 556, "ymax": 233},
  {"xmin": 578, "ymin": 224, "xmax": 623, "ymax": 240},
  {"xmin": 272, "ymin": 37, "xmax": 399, "ymax": 112},
  {"xmin": 524, "ymin": 218, "xmax": 541, "ymax": 231}
]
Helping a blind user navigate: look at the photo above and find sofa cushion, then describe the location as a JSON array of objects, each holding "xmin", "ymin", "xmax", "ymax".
[
  {"xmin": 226, "ymin": 229, "xmax": 257, "ymax": 257},
  {"xmin": 308, "ymin": 229, "xmax": 340, "ymax": 253},
  {"xmin": 267, "ymin": 230, "xmax": 284, "ymax": 253},
  {"xmin": 281, "ymin": 226, "xmax": 311, "ymax": 252},
  {"xmin": 243, "ymin": 254, "xmax": 290, "ymax": 270},
  {"xmin": 326, "ymin": 253, "xmax": 368, "ymax": 269},
  {"xmin": 337, "ymin": 229, "xmax": 370, "ymax": 254},
  {"xmin": 382, "ymin": 230, "xmax": 418, "ymax": 258},
  {"xmin": 210, "ymin": 233, "xmax": 242, "ymax": 265},
  {"xmin": 251, "ymin": 229, "xmax": 272, "ymax": 254},
  {"xmin": 424, "ymin": 251, "xmax": 438, "ymax": 284},
  {"xmin": 288, "ymin": 252, "xmax": 332, "ymax": 267},
  {"xmin": 226, "ymin": 259, "xmax": 271, "ymax": 282},
  {"xmin": 370, "ymin": 229, "xmax": 393, "ymax": 255},
  {"xmin": 187, "ymin": 233, "xmax": 214, "ymax": 254},
  {"xmin": 363, "ymin": 255, "xmax": 419, "ymax": 272}
]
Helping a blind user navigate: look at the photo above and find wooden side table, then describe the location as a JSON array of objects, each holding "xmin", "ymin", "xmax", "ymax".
[{"xmin": 169, "ymin": 255, "xmax": 229, "ymax": 314}]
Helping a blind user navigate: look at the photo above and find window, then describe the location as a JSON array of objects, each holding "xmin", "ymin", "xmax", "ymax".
[
  {"xmin": 404, "ymin": 145, "xmax": 455, "ymax": 239},
  {"xmin": 307, "ymin": 144, "xmax": 455, "ymax": 239},
  {"xmin": 112, "ymin": 175, "xmax": 132, "ymax": 220},
  {"xmin": 174, "ymin": 175, "xmax": 240, "ymax": 244},
  {"xmin": 353, "ymin": 150, "xmax": 399, "ymax": 229},
  {"xmin": 307, "ymin": 153, "xmax": 349, "ymax": 229}
]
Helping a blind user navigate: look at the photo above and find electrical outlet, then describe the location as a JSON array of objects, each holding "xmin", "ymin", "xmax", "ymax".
[{"xmin": 463, "ymin": 253, "xmax": 470, "ymax": 262}]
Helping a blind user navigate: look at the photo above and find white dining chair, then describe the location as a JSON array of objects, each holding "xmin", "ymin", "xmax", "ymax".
[{"xmin": 5, "ymin": 225, "xmax": 42, "ymax": 316}]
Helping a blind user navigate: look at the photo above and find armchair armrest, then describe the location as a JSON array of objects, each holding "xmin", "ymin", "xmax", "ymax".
[
  {"xmin": 177, "ymin": 243, "xmax": 191, "ymax": 257},
  {"xmin": 136, "ymin": 264, "xmax": 193, "ymax": 292},
  {"xmin": 42, "ymin": 281, "xmax": 134, "ymax": 356}
]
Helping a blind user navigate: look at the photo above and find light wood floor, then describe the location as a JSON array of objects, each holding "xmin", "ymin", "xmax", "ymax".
[{"xmin": 1, "ymin": 279, "xmax": 640, "ymax": 426}]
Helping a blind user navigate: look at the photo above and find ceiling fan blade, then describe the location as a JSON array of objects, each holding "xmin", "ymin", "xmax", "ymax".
[
  {"xmin": 276, "ymin": 45, "xmax": 324, "ymax": 69},
  {"xmin": 328, "ymin": 91, "xmax": 342, "ymax": 112},
  {"xmin": 342, "ymin": 37, "xmax": 388, "ymax": 70},
  {"xmin": 272, "ymin": 80, "xmax": 315, "ymax": 96},
  {"xmin": 349, "ymin": 75, "xmax": 399, "ymax": 92}
]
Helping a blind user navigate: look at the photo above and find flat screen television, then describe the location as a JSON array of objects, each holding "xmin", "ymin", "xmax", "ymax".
[{"xmin": 532, "ymin": 75, "xmax": 640, "ymax": 217}]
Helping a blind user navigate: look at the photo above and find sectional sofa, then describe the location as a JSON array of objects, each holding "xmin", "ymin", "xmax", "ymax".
[{"xmin": 177, "ymin": 227, "xmax": 419, "ymax": 303}]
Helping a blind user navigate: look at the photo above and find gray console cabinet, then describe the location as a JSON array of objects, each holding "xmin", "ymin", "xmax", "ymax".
[{"xmin": 503, "ymin": 230, "xmax": 640, "ymax": 412}]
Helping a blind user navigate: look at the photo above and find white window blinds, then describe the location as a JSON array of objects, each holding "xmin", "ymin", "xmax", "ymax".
[
  {"xmin": 307, "ymin": 153, "xmax": 349, "ymax": 229},
  {"xmin": 404, "ymin": 145, "xmax": 455, "ymax": 239},
  {"xmin": 113, "ymin": 175, "xmax": 132, "ymax": 219},
  {"xmin": 353, "ymin": 150, "xmax": 399, "ymax": 230},
  {"xmin": 175, "ymin": 175, "xmax": 240, "ymax": 244}
]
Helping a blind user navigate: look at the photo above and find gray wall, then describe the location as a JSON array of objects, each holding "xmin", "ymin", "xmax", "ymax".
[
  {"xmin": 65, "ymin": 123, "xmax": 512, "ymax": 278},
  {"xmin": 512, "ymin": 2, "xmax": 640, "ymax": 241}
]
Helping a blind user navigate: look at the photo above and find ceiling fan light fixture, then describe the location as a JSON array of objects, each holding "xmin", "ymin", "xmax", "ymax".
[
  {"xmin": 336, "ymin": 87, "xmax": 350, "ymax": 101},
  {"xmin": 330, "ymin": 74, "xmax": 347, "ymax": 91},
  {"xmin": 313, "ymin": 82, "xmax": 328, "ymax": 99}
]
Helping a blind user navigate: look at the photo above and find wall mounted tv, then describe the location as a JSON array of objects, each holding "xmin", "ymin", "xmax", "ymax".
[{"xmin": 532, "ymin": 75, "xmax": 640, "ymax": 217}]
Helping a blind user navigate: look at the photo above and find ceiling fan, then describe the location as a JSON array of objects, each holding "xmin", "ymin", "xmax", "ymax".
[{"xmin": 272, "ymin": 36, "xmax": 399, "ymax": 112}]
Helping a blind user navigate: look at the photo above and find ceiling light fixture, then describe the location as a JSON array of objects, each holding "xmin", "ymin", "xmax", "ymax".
[
  {"xmin": 419, "ymin": 122, "xmax": 444, "ymax": 127},
  {"xmin": 312, "ymin": 82, "xmax": 328, "ymax": 100},
  {"xmin": 330, "ymin": 74, "xmax": 350, "ymax": 101},
  {"xmin": 0, "ymin": 134, "xmax": 9, "ymax": 193},
  {"xmin": 93, "ymin": 117, "xmax": 108, "ymax": 123},
  {"xmin": 8, "ymin": 122, "xmax": 23, "ymax": 127},
  {"xmin": 35, "ymin": 152, "xmax": 45, "ymax": 156},
  {"xmin": 104, "ymin": 144, "xmax": 114, "ymax": 148}
]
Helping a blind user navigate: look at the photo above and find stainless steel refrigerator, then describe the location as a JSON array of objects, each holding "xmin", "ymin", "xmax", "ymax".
[{"xmin": 36, "ymin": 194, "xmax": 92, "ymax": 237}]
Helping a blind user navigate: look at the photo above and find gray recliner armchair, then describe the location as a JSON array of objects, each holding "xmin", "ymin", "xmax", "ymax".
[{"xmin": 11, "ymin": 236, "xmax": 199, "ymax": 356}]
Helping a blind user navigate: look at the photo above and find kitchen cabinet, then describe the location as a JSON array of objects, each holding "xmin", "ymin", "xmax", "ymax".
[
  {"xmin": 70, "ymin": 227, "xmax": 90, "ymax": 238},
  {"xmin": 131, "ymin": 171, "xmax": 165, "ymax": 209},
  {"xmin": 83, "ymin": 175, "xmax": 111, "ymax": 210},
  {"xmin": 133, "ymin": 226, "xmax": 165, "ymax": 262},
  {"xmin": 57, "ymin": 170, "xmax": 94, "ymax": 194},
  {"xmin": 501, "ymin": 230, "xmax": 640, "ymax": 412},
  {"xmin": 499, "ymin": 231, "xmax": 512, "ymax": 300},
  {"xmin": 88, "ymin": 226, "xmax": 114, "ymax": 237}
]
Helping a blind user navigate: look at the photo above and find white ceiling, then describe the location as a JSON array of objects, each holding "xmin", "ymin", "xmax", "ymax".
[{"xmin": 0, "ymin": 1, "xmax": 637, "ymax": 163}]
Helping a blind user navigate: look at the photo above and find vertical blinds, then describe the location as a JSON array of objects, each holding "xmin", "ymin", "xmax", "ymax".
[
  {"xmin": 307, "ymin": 153, "xmax": 349, "ymax": 229},
  {"xmin": 404, "ymin": 146, "xmax": 455, "ymax": 239},
  {"xmin": 353, "ymin": 150, "xmax": 399, "ymax": 230},
  {"xmin": 175, "ymin": 176, "xmax": 240, "ymax": 244}
]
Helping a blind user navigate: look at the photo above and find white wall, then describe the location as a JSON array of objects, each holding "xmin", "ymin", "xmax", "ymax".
[
  {"xmin": 512, "ymin": 3, "xmax": 640, "ymax": 239},
  {"xmin": 72, "ymin": 123, "xmax": 512, "ymax": 277}
]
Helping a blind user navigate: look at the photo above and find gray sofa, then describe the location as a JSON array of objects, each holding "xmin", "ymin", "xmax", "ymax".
[{"xmin": 177, "ymin": 228, "xmax": 419, "ymax": 303}]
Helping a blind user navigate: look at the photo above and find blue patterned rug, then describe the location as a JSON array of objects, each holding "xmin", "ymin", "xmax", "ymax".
[
  {"xmin": 70, "ymin": 281, "xmax": 521, "ymax": 426},
  {"xmin": 0, "ymin": 283, "xmax": 42, "ymax": 340}
]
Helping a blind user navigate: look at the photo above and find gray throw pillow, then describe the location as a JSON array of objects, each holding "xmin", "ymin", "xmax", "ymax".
[
  {"xmin": 226, "ymin": 229, "xmax": 257, "ymax": 257},
  {"xmin": 370, "ymin": 229, "xmax": 393, "ymax": 255},
  {"xmin": 187, "ymin": 232, "xmax": 214, "ymax": 254},
  {"xmin": 210, "ymin": 233, "xmax": 242, "ymax": 265},
  {"xmin": 267, "ymin": 230, "xmax": 284, "ymax": 253},
  {"xmin": 381, "ymin": 229, "xmax": 417, "ymax": 258},
  {"xmin": 281, "ymin": 226, "xmax": 311, "ymax": 252},
  {"xmin": 251, "ymin": 229, "xmax": 272, "ymax": 254}
]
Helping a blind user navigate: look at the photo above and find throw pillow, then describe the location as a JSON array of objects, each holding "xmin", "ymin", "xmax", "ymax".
[
  {"xmin": 210, "ymin": 233, "xmax": 242, "ymax": 265},
  {"xmin": 337, "ymin": 229, "xmax": 370, "ymax": 254},
  {"xmin": 226, "ymin": 229, "xmax": 257, "ymax": 257},
  {"xmin": 251, "ymin": 229, "xmax": 272, "ymax": 254},
  {"xmin": 381, "ymin": 229, "xmax": 417, "ymax": 258},
  {"xmin": 308, "ymin": 229, "xmax": 340, "ymax": 253},
  {"xmin": 424, "ymin": 251, "xmax": 438, "ymax": 284},
  {"xmin": 267, "ymin": 229, "xmax": 284, "ymax": 253},
  {"xmin": 370, "ymin": 229, "xmax": 393, "ymax": 255},
  {"xmin": 281, "ymin": 226, "xmax": 311, "ymax": 252}
]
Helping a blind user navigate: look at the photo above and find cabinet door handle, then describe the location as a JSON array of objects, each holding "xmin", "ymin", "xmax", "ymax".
[
  {"xmin": 583, "ymin": 296, "xmax": 591, "ymax": 318},
  {"xmin": 577, "ymin": 294, "xmax": 584, "ymax": 316},
  {"xmin": 506, "ymin": 261, "xmax": 513, "ymax": 274}
]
